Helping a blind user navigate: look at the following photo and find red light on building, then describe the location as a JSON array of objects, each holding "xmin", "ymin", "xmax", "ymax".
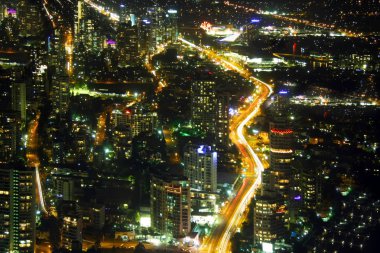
[{"xmin": 270, "ymin": 129, "xmax": 293, "ymax": 135}]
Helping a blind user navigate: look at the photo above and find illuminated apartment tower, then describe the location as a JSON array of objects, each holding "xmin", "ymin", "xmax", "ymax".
[
  {"xmin": 269, "ymin": 95, "xmax": 294, "ymax": 201},
  {"xmin": 215, "ymin": 93, "xmax": 230, "ymax": 149},
  {"xmin": 117, "ymin": 21, "xmax": 139, "ymax": 66},
  {"xmin": 75, "ymin": 1, "xmax": 99, "ymax": 48},
  {"xmin": 301, "ymin": 166, "xmax": 322, "ymax": 211},
  {"xmin": 191, "ymin": 80, "xmax": 217, "ymax": 134},
  {"xmin": 58, "ymin": 201, "xmax": 82, "ymax": 250},
  {"xmin": 138, "ymin": 17, "xmax": 152, "ymax": 54},
  {"xmin": 191, "ymin": 81, "xmax": 229, "ymax": 149},
  {"xmin": 254, "ymin": 94, "xmax": 293, "ymax": 246},
  {"xmin": 253, "ymin": 170, "xmax": 286, "ymax": 244},
  {"xmin": 165, "ymin": 9, "xmax": 178, "ymax": 42},
  {"xmin": 183, "ymin": 144, "xmax": 217, "ymax": 213},
  {"xmin": 0, "ymin": 112, "xmax": 21, "ymax": 163},
  {"xmin": 142, "ymin": 6, "xmax": 166, "ymax": 52},
  {"xmin": 112, "ymin": 108, "xmax": 158, "ymax": 138},
  {"xmin": 151, "ymin": 174, "xmax": 191, "ymax": 238},
  {"xmin": 0, "ymin": 164, "xmax": 36, "ymax": 252},
  {"xmin": 17, "ymin": 0, "xmax": 43, "ymax": 37},
  {"xmin": 51, "ymin": 74, "xmax": 70, "ymax": 117},
  {"xmin": 74, "ymin": 0, "xmax": 85, "ymax": 43},
  {"xmin": 184, "ymin": 144, "xmax": 217, "ymax": 193},
  {"xmin": 49, "ymin": 25, "xmax": 66, "ymax": 74},
  {"xmin": 11, "ymin": 81, "xmax": 26, "ymax": 123}
]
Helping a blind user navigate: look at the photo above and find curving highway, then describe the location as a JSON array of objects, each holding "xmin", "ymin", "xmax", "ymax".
[{"xmin": 178, "ymin": 37, "xmax": 273, "ymax": 253}]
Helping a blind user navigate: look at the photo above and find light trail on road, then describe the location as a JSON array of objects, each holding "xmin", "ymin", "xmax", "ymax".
[
  {"xmin": 36, "ymin": 166, "xmax": 48, "ymax": 215},
  {"xmin": 179, "ymin": 37, "xmax": 273, "ymax": 253},
  {"xmin": 84, "ymin": 0, "xmax": 120, "ymax": 22},
  {"xmin": 26, "ymin": 112, "xmax": 49, "ymax": 215}
]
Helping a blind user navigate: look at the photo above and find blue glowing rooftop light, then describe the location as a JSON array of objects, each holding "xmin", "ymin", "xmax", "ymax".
[{"xmin": 197, "ymin": 145, "xmax": 211, "ymax": 154}]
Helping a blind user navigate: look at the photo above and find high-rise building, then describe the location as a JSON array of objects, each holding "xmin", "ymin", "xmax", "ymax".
[
  {"xmin": 191, "ymin": 81, "xmax": 230, "ymax": 151},
  {"xmin": 11, "ymin": 81, "xmax": 26, "ymax": 122},
  {"xmin": 0, "ymin": 4, "xmax": 6, "ymax": 22},
  {"xmin": 253, "ymin": 170, "xmax": 286, "ymax": 244},
  {"xmin": 150, "ymin": 174, "xmax": 191, "ymax": 238},
  {"xmin": 17, "ymin": 0, "xmax": 43, "ymax": 37},
  {"xmin": 254, "ymin": 94, "xmax": 293, "ymax": 246},
  {"xmin": 0, "ymin": 111, "xmax": 21, "ymax": 163},
  {"xmin": 53, "ymin": 175, "xmax": 75, "ymax": 201},
  {"xmin": 62, "ymin": 215, "xmax": 82, "ymax": 250},
  {"xmin": 183, "ymin": 144, "xmax": 218, "ymax": 213},
  {"xmin": 137, "ymin": 18, "xmax": 152, "ymax": 54},
  {"xmin": 58, "ymin": 201, "xmax": 83, "ymax": 250},
  {"xmin": 117, "ymin": 22, "xmax": 139, "ymax": 66},
  {"xmin": 191, "ymin": 80, "xmax": 217, "ymax": 134},
  {"xmin": 112, "ymin": 125, "xmax": 132, "ymax": 159},
  {"xmin": 74, "ymin": 0, "xmax": 85, "ymax": 44},
  {"xmin": 267, "ymin": 94, "xmax": 295, "ymax": 228},
  {"xmin": 301, "ymin": 165, "xmax": 322, "ymax": 211},
  {"xmin": 165, "ymin": 9, "xmax": 178, "ymax": 42},
  {"xmin": 51, "ymin": 74, "xmax": 70, "ymax": 117},
  {"xmin": 74, "ymin": 0, "xmax": 102, "ymax": 53},
  {"xmin": 215, "ymin": 94, "xmax": 230, "ymax": 149},
  {"xmin": 146, "ymin": 6, "xmax": 165, "ymax": 51},
  {"xmin": 183, "ymin": 144, "xmax": 217, "ymax": 193},
  {"xmin": 119, "ymin": 3, "xmax": 128, "ymax": 23},
  {"xmin": 88, "ymin": 205, "xmax": 105, "ymax": 230},
  {"xmin": 269, "ymin": 95, "xmax": 294, "ymax": 201},
  {"xmin": 69, "ymin": 119, "xmax": 91, "ymax": 163},
  {"xmin": 30, "ymin": 66, "xmax": 49, "ymax": 107},
  {"xmin": 139, "ymin": 6, "xmax": 177, "ymax": 53},
  {"xmin": 112, "ymin": 108, "xmax": 158, "ymax": 138},
  {"xmin": 49, "ymin": 25, "xmax": 66, "ymax": 75},
  {"xmin": 0, "ymin": 163, "xmax": 36, "ymax": 252},
  {"xmin": 253, "ymin": 195, "xmax": 286, "ymax": 244}
]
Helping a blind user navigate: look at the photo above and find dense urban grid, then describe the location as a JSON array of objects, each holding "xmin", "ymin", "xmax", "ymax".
[{"xmin": 0, "ymin": 0, "xmax": 379, "ymax": 253}]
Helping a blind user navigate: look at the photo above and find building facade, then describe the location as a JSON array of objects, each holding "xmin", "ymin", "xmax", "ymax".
[
  {"xmin": 150, "ymin": 174, "xmax": 191, "ymax": 238},
  {"xmin": 0, "ymin": 112, "xmax": 21, "ymax": 164},
  {"xmin": 269, "ymin": 95, "xmax": 294, "ymax": 201},
  {"xmin": 112, "ymin": 108, "xmax": 158, "ymax": 138},
  {"xmin": 183, "ymin": 144, "xmax": 217, "ymax": 193},
  {"xmin": 0, "ymin": 164, "xmax": 36, "ymax": 253},
  {"xmin": 191, "ymin": 80, "xmax": 217, "ymax": 134}
]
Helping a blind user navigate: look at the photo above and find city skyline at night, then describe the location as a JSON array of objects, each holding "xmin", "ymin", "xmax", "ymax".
[{"xmin": 0, "ymin": 1, "xmax": 379, "ymax": 253}]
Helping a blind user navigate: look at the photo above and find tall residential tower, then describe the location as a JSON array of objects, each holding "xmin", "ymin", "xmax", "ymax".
[
  {"xmin": 150, "ymin": 174, "xmax": 191, "ymax": 238},
  {"xmin": 0, "ymin": 163, "xmax": 36, "ymax": 252}
]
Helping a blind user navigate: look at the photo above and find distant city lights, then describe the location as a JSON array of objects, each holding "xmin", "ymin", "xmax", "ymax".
[
  {"xmin": 7, "ymin": 8, "xmax": 16, "ymax": 15},
  {"xmin": 251, "ymin": 19, "xmax": 261, "ymax": 23},
  {"xmin": 106, "ymin": 39, "xmax": 116, "ymax": 45}
]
